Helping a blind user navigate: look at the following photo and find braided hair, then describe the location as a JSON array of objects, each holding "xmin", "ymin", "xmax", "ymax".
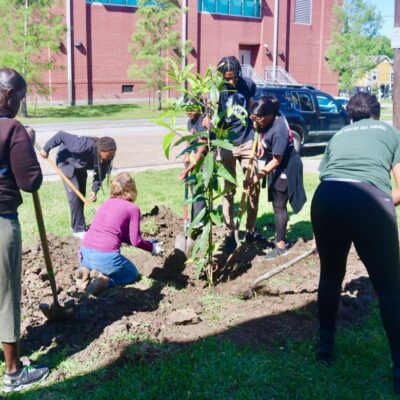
[
  {"xmin": 94, "ymin": 136, "xmax": 117, "ymax": 190},
  {"xmin": 97, "ymin": 136, "xmax": 117, "ymax": 153},
  {"xmin": 217, "ymin": 56, "xmax": 242, "ymax": 78}
]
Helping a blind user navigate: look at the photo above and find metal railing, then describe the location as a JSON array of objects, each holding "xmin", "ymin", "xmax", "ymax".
[
  {"xmin": 264, "ymin": 66, "xmax": 298, "ymax": 85},
  {"xmin": 241, "ymin": 64, "xmax": 266, "ymax": 85}
]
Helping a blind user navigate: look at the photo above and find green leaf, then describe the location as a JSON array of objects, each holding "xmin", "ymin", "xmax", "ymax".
[
  {"xmin": 174, "ymin": 132, "xmax": 206, "ymax": 147},
  {"xmin": 177, "ymin": 143, "xmax": 204, "ymax": 158},
  {"xmin": 216, "ymin": 163, "xmax": 237, "ymax": 185},
  {"xmin": 210, "ymin": 139, "xmax": 234, "ymax": 151},
  {"xmin": 188, "ymin": 207, "xmax": 206, "ymax": 233},
  {"xmin": 209, "ymin": 209, "xmax": 223, "ymax": 226},
  {"xmin": 162, "ymin": 132, "xmax": 175, "ymax": 159},
  {"xmin": 203, "ymin": 152, "xmax": 214, "ymax": 187}
]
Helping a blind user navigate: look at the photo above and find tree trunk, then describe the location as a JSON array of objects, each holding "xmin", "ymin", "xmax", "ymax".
[{"xmin": 157, "ymin": 87, "xmax": 162, "ymax": 110}]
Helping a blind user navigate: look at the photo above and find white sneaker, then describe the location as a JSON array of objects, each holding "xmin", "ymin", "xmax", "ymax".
[{"xmin": 72, "ymin": 231, "xmax": 85, "ymax": 240}]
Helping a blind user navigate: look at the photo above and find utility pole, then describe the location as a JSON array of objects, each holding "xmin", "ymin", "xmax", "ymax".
[{"xmin": 393, "ymin": 0, "xmax": 400, "ymax": 129}]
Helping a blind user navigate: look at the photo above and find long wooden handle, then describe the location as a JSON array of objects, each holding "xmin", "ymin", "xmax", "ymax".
[
  {"xmin": 32, "ymin": 191, "xmax": 60, "ymax": 306},
  {"xmin": 35, "ymin": 143, "xmax": 91, "ymax": 207},
  {"xmin": 237, "ymin": 130, "xmax": 260, "ymax": 219}
]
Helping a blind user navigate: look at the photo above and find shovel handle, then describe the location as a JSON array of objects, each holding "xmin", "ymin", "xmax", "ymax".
[
  {"xmin": 35, "ymin": 143, "xmax": 91, "ymax": 207},
  {"xmin": 32, "ymin": 191, "xmax": 60, "ymax": 307}
]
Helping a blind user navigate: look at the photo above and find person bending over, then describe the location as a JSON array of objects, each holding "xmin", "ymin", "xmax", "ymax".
[
  {"xmin": 40, "ymin": 132, "xmax": 116, "ymax": 239},
  {"xmin": 311, "ymin": 92, "xmax": 400, "ymax": 394}
]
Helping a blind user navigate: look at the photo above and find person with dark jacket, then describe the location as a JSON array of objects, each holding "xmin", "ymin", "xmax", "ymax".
[
  {"xmin": 0, "ymin": 68, "xmax": 49, "ymax": 392},
  {"xmin": 40, "ymin": 132, "xmax": 116, "ymax": 239},
  {"xmin": 311, "ymin": 93, "xmax": 400, "ymax": 394},
  {"xmin": 247, "ymin": 96, "xmax": 306, "ymax": 258}
]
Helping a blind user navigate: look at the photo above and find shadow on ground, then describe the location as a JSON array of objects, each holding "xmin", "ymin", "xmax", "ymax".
[{"xmin": 7, "ymin": 277, "xmax": 385, "ymax": 399}]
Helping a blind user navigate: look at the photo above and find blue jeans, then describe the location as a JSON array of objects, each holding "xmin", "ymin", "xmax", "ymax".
[{"xmin": 79, "ymin": 246, "xmax": 140, "ymax": 287}]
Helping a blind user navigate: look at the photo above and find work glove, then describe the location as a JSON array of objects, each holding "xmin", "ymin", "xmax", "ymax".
[{"xmin": 151, "ymin": 240, "xmax": 164, "ymax": 256}]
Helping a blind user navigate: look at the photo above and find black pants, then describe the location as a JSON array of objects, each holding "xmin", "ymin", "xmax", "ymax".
[
  {"xmin": 271, "ymin": 177, "xmax": 289, "ymax": 243},
  {"xmin": 311, "ymin": 180, "xmax": 400, "ymax": 353},
  {"xmin": 61, "ymin": 166, "xmax": 87, "ymax": 233}
]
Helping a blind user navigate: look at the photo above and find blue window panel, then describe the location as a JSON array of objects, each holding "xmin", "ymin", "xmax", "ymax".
[
  {"xmin": 217, "ymin": 0, "xmax": 229, "ymax": 14},
  {"xmin": 199, "ymin": 0, "xmax": 260, "ymax": 18},
  {"xmin": 110, "ymin": 0, "xmax": 128, "ymax": 5},
  {"xmin": 126, "ymin": 0, "xmax": 138, "ymax": 4},
  {"xmin": 202, "ymin": 0, "xmax": 216, "ymax": 12},
  {"xmin": 243, "ymin": 0, "xmax": 255, "ymax": 16},
  {"xmin": 230, "ymin": 0, "xmax": 242, "ymax": 15}
]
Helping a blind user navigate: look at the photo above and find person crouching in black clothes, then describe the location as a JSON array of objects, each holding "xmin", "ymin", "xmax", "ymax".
[{"xmin": 40, "ymin": 133, "xmax": 116, "ymax": 239}]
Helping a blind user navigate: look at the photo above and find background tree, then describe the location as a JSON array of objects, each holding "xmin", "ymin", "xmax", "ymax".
[
  {"xmin": 326, "ymin": 0, "xmax": 384, "ymax": 92},
  {"xmin": 128, "ymin": 0, "xmax": 189, "ymax": 110},
  {"xmin": 0, "ymin": 0, "xmax": 64, "ymax": 116},
  {"xmin": 372, "ymin": 35, "xmax": 394, "ymax": 59}
]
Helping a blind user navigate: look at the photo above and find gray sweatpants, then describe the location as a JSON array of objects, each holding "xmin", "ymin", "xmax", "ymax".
[{"xmin": 0, "ymin": 216, "xmax": 22, "ymax": 343}]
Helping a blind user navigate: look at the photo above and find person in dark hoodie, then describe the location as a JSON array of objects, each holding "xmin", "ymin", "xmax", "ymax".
[
  {"xmin": 247, "ymin": 96, "xmax": 306, "ymax": 259},
  {"xmin": 40, "ymin": 133, "xmax": 116, "ymax": 239},
  {"xmin": 0, "ymin": 68, "xmax": 49, "ymax": 392}
]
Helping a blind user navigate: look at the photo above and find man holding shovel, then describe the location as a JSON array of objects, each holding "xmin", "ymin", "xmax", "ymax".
[
  {"xmin": 205, "ymin": 56, "xmax": 261, "ymax": 247},
  {"xmin": 0, "ymin": 68, "xmax": 49, "ymax": 392}
]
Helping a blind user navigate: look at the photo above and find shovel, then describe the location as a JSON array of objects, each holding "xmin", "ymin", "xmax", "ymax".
[
  {"xmin": 32, "ymin": 191, "xmax": 74, "ymax": 321},
  {"xmin": 34, "ymin": 143, "xmax": 91, "ymax": 207},
  {"xmin": 174, "ymin": 182, "xmax": 194, "ymax": 256},
  {"xmin": 225, "ymin": 129, "xmax": 260, "ymax": 265}
]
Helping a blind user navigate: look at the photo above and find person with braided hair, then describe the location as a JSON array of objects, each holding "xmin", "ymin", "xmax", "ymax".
[
  {"xmin": 210, "ymin": 55, "xmax": 261, "ymax": 244},
  {"xmin": 40, "ymin": 133, "xmax": 116, "ymax": 239}
]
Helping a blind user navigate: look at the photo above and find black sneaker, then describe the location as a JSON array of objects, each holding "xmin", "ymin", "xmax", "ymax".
[
  {"xmin": 394, "ymin": 368, "xmax": 400, "ymax": 394},
  {"xmin": 225, "ymin": 233, "xmax": 237, "ymax": 253},
  {"xmin": 263, "ymin": 246, "xmax": 288, "ymax": 260},
  {"xmin": 2, "ymin": 365, "xmax": 49, "ymax": 393}
]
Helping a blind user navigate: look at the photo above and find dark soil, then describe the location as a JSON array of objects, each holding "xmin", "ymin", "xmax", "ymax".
[{"xmin": 19, "ymin": 205, "xmax": 375, "ymax": 374}]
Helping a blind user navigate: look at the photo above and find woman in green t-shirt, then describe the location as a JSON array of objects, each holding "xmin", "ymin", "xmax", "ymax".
[{"xmin": 311, "ymin": 92, "xmax": 400, "ymax": 394}]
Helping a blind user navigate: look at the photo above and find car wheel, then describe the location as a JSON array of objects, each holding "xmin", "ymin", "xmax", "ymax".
[{"xmin": 291, "ymin": 129, "xmax": 302, "ymax": 153}]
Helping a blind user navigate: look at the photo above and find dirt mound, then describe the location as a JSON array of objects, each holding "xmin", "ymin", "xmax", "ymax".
[{"xmin": 18, "ymin": 205, "xmax": 375, "ymax": 371}]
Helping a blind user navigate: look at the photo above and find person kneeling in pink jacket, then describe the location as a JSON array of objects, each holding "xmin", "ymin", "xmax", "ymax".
[{"xmin": 79, "ymin": 172, "xmax": 163, "ymax": 295}]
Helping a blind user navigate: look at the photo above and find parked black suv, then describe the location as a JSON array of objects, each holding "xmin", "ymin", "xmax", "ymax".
[{"xmin": 254, "ymin": 85, "xmax": 350, "ymax": 151}]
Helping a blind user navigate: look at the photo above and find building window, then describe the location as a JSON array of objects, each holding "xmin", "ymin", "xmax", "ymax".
[
  {"xmin": 122, "ymin": 85, "xmax": 134, "ymax": 93},
  {"xmin": 294, "ymin": 0, "xmax": 312, "ymax": 25},
  {"xmin": 198, "ymin": 0, "xmax": 261, "ymax": 18},
  {"xmin": 87, "ymin": 0, "xmax": 137, "ymax": 6}
]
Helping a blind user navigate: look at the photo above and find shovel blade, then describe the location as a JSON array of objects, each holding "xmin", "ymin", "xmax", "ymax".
[
  {"xmin": 175, "ymin": 235, "xmax": 187, "ymax": 253},
  {"xmin": 39, "ymin": 302, "xmax": 74, "ymax": 322}
]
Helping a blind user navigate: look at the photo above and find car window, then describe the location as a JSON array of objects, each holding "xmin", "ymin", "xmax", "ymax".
[
  {"xmin": 253, "ymin": 89, "xmax": 292, "ymax": 111},
  {"xmin": 292, "ymin": 92, "xmax": 314, "ymax": 112},
  {"xmin": 316, "ymin": 94, "xmax": 339, "ymax": 113}
]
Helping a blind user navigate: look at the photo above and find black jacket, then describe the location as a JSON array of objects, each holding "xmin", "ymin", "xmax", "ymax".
[
  {"xmin": 0, "ymin": 109, "xmax": 43, "ymax": 214},
  {"xmin": 43, "ymin": 131, "xmax": 111, "ymax": 193}
]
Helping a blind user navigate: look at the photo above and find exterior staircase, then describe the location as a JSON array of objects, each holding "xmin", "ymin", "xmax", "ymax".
[{"xmin": 241, "ymin": 64, "xmax": 298, "ymax": 86}]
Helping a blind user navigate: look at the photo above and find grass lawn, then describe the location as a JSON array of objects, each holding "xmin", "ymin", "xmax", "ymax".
[
  {"xmin": 2, "ymin": 169, "xmax": 400, "ymax": 399},
  {"xmin": 18, "ymin": 103, "xmax": 184, "ymax": 125}
]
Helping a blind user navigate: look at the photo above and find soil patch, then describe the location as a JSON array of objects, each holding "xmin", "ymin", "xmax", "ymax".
[{"xmin": 19, "ymin": 206, "xmax": 374, "ymax": 377}]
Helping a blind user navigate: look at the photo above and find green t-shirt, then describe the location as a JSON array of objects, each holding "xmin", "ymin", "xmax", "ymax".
[{"xmin": 319, "ymin": 119, "xmax": 400, "ymax": 196}]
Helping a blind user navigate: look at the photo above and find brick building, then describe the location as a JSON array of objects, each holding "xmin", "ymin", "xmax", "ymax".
[{"xmin": 44, "ymin": 0, "xmax": 339, "ymax": 105}]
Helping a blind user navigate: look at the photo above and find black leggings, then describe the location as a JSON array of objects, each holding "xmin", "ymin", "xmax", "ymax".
[
  {"xmin": 311, "ymin": 180, "xmax": 400, "ymax": 353},
  {"xmin": 271, "ymin": 182, "xmax": 289, "ymax": 243}
]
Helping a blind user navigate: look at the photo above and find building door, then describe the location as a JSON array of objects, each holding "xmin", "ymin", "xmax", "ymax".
[{"xmin": 239, "ymin": 49, "xmax": 252, "ymax": 66}]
